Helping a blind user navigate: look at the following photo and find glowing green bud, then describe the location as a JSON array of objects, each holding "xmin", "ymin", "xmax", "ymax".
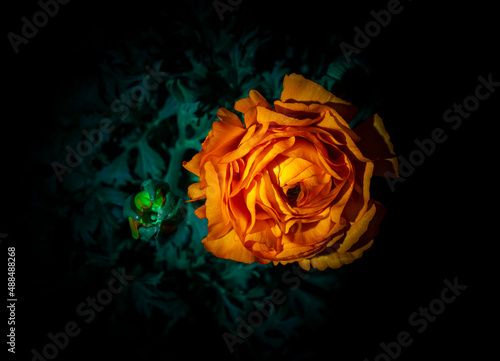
[{"xmin": 123, "ymin": 179, "xmax": 184, "ymax": 245}]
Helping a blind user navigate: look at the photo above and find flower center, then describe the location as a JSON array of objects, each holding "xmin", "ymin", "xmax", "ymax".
[
  {"xmin": 286, "ymin": 184, "xmax": 301, "ymax": 204},
  {"xmin": 143, "ymin": 211, "xmax": 160, "ymax": 225}
]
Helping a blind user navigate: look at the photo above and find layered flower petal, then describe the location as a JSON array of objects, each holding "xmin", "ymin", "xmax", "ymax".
[
  {"xmin": 354, "ymin": 114, "xmax": 399, "ymax": 177},
  {"xmin": 184, "ymin": 73, "xmax": 398, "ymax": 271},
  {"xmin": 281, "ymin": 73, "xmax": 359, "ymax": 123},
  {"xmin": 202, "ymin": 229, "xmax": 260, "ymax": 264}
]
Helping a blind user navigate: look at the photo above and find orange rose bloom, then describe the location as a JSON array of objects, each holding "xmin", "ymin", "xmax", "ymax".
[{"xmin": 183, "ymin": 74, "xmax": 398, "ymax": 271}]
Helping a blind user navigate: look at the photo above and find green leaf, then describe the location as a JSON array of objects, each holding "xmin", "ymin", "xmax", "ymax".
[
  {"xmin": 185, "ymin": 49, "xmax": 208, "ymax": 79},
  {"xmin": 326, "ymin": 56, "xmax": 359, "ymax": 81},
  {"xmin": 134, "ymin": 137, "xmax": 166, "ymax": 179},
  {"xmin": 96, "ymin": 151, "xmax": 132, "ymax": 186},
  {"xmin": 167, "ymin": 79, "xmax": 196, "ymax": 103},
  {"xmin": 156, "ymin": 96, "xmax": 178, "ymax": 123},
  {"xmin": 97, "ymin": 186, "xmax": 129, "ymax": 207},
  {"xmin": 72, "ymin": 214, "xmax": 97, "ymax": 245}
]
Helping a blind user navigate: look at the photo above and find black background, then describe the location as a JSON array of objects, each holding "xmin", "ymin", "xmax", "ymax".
[{"xmin": 2, "ymin": 0, "xmax": 497, "ymax": 360}]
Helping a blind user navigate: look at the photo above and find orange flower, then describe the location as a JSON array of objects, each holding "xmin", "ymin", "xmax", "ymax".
[{"xmin": 183, "ymin": 74, "xmax": 398, "ymax": 270}]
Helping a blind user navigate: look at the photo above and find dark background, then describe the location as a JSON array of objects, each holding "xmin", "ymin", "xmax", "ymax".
[{"xmin": 2, "ymin": 0, "xmax": 497, "ymax": 360}]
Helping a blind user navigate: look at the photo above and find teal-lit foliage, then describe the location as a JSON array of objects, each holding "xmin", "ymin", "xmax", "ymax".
[{"xmin": 31, "ymin": 3, "xmax": 377, "ymax": 359}]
